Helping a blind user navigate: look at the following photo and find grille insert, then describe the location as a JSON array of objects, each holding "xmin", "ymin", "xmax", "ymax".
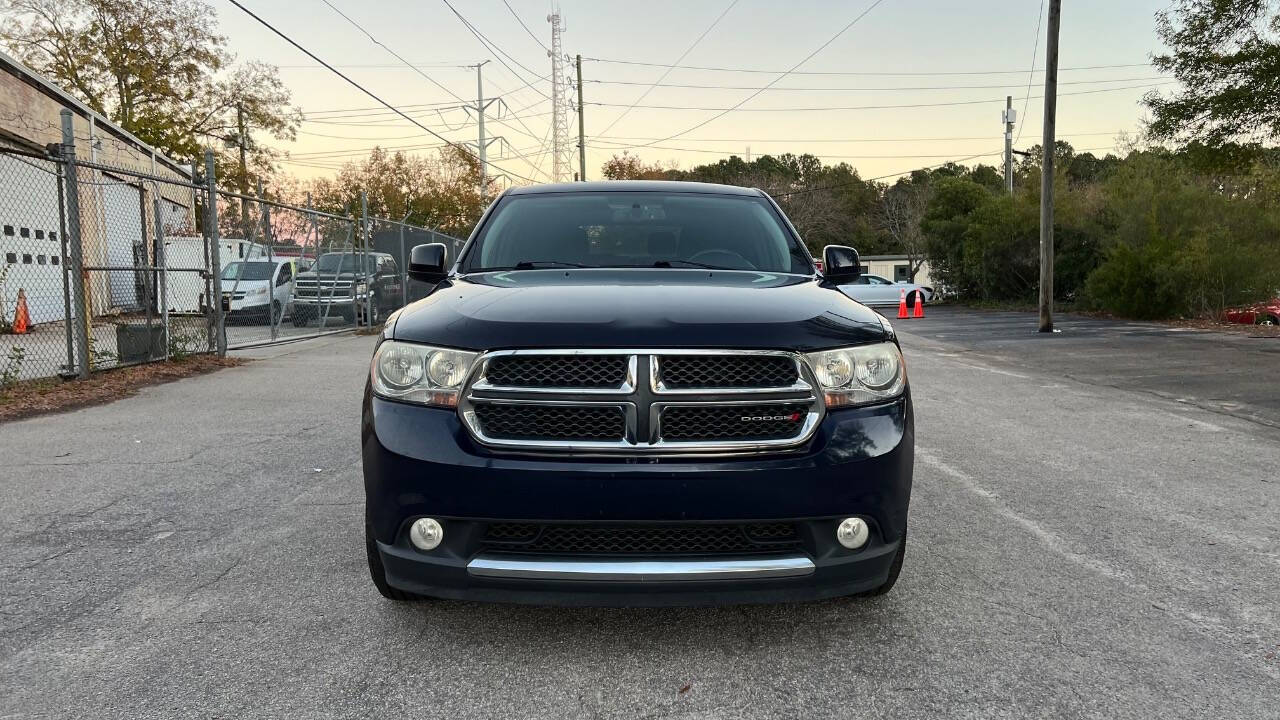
[
  {"xmin": 481, "ymin": 523, "xmax": 800, "ymax": 555},
  {"xmin": 660, "ymin": 355, "xmax": 798, "ymax": 389},
  {"xmin": 473, "ymin": 403, "xmax": 626, "ymax": 442},
  {"xmin": 485, "ymin": 354, "xmax": 628, "ymax": 388},
  {"xmin": 660, "ymin": 403, "xmax": 810, "ymax": 442}
]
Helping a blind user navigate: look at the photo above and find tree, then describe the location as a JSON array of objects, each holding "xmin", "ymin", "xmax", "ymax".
[
  {"xmin": 1145, "ymin": 0, "xmax": 1280, "ymax": 152},
  {"xmin": 877, "ymin": 178, "xmax": 932, "ymax": 281},
  {"xmin": 600, "ymin": 152, "xmax": 671, "ymax": 180},
  {"xmin": 1, "ymin": 0, "xmax": 299, "ymax": 172},
  {"xmin": 307, "ymin": 146, "xmax": 488, "ymax": 238}
]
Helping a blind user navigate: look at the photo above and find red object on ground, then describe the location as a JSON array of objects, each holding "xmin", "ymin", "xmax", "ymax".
[
  {"xmin": 912, "ymin": 289, "xmax": 925, "ymax": 318},
  {"xmin": 1224, "ymin": 296, "xmax": 1280, "ymax": 326},
  {"xmin": 11, "ymin": 288, "xmax": 30, "ymax": 334},
  {"xmin": 897, "ymin": 288, "xmax": 909, "ymax": 319}
]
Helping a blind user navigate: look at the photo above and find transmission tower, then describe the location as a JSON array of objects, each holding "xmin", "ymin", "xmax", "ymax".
[{"xmin": 548, "ymin": 10, "xmax": 572, "ymax": 182}]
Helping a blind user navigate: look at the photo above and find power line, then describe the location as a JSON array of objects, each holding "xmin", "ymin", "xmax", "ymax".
[
  {"xmin": 317, "ymin": 0, "xmax": 553, "ymax": 181},
  {"xmin": 770, "ymin": 150, "xmax": 1004, "ymax": 198},
  {"xmin": 441, "ymin": 0, "xmax": 552, "ymax": 97},
  {"xmin": 277, "ymin": 62, "xmax": 472, "ymax": 70},
  {"xmin": 502, "ymin": 0, "xmax": 550, "ymax": 53},
  {"xmin": 581, "ymin": 58, "xmax": 1151, "ymax": 76},
  {"xmin": 595, "ymin": 0, "xmax": 741, "ymax": 138},
  {"xmin": 629, "ymin": 0, "xmax": 892, "ymax": 148},
  {"xmin": 583, "ymin": 75, "xmax": 1170, "ymax": 92},
  {"xmin": 582, "ymin": 82, "xmax": 1171, "ymax": 114},
  {"xmin": 1016, "ymin": 0, "xmax": 1047, "ymax": 145},
  {"xmin": 222, "ymin": 0, "xmax": 537, "ymax": 182},
  {"xmin": 591, "ymin": 129, "xmax": 1135, "ymax": 144},
  {"xmin": 319, "ymin": 0, "xmax": 474, "ymax": 107},
  {"xmin": 586, "ymin": 140, "xmax": 1123, "ymax": 160}
]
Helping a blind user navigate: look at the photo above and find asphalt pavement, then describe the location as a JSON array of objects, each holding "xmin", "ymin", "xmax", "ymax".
[{"xmin": 2, "ymin": 308, "xmax": 1277, "ymax": 718}]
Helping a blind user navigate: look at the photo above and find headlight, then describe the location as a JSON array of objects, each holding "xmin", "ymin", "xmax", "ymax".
[
  {"xmin": 804, "ymin": 342, "xmax": 905, "ymax": 408},
  {"xmin": 355, "ymin": 281, "xmax": 368, "ymax": 295},
  {"xmin": 371, "ymin": 340, "xmax": 479, "ymax": 408}
]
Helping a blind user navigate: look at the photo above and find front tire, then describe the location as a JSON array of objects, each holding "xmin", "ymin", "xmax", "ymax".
[
  {"xmin": 1257, "ymin": 314, "xmax": 1278, "ymax": 326},
  {"xmin": 366, "ymin": 522, "xmax": 421, "ymax": 602},
  {"xmin": 862, "ymin": 530, "xmax": 906, "ymax": 597}
]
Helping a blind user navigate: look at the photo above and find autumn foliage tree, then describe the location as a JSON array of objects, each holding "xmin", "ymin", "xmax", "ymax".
[
  {"xmin": 1, "ymin": 0, "xmax": 300, "ymax": 177},
  {"xmin": 306, "ymin": 146, "xmax": 489, "ymax": 239}
]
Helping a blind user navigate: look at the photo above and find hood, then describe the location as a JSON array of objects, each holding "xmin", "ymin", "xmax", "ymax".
[{"xmin": 391, "ymin": 269, "xmax": 889, "ymax": 351}]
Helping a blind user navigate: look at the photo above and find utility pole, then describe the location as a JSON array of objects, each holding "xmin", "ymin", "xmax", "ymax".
[
  {"xmin": 474, "ymin": 60, "xmax": 492, "ymax": 201},
  {"xmin": 1039, "ymin": 0, "xmax": 1062, "ymax": 333},
  {"xmin": 235, "ymin": 103, "xmax": 251, "ymax": 237},
  {"xmin": 576, "ymin": 54, "xmax": 586, "ymax": 181},
  {"xmin": 1003, "ymin": 95, "xmax": 1015, "ymax": 194}
]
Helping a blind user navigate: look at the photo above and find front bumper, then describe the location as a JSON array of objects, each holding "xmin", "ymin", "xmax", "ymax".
[{"xmin": 362, "ymin": 389, "xmax": 913, "ymax": 606}]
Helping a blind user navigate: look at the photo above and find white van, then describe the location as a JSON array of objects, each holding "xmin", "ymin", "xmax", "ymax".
[{"xmin": 220, "ymin": 258, "xmax": 300, "ymax": 325}]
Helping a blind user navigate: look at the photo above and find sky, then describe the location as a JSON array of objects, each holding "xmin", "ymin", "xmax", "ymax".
[{"xmin": 212, "ymin": 0, "xmax": 1174, "ymax": 185}]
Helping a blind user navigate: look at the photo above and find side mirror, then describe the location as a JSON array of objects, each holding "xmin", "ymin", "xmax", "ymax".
[
  {"xmin": 407, "ymin": 243, "xmax": 448, "ymax": 283},
  {"xmin": 822, "ymin": 245, "xmax": 861, "ymax": 283}
]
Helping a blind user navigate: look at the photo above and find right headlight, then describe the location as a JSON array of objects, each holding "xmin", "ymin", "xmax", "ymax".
[
  {"xmin": 370, "ymin": 340, "xmax": 479, "ymax": 408},
  {"xmin": 803, "ymin": 342, "xmax": 906, "ymax": 408}
]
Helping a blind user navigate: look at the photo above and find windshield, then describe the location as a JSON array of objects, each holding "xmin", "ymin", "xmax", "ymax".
[
  {"xmin": 221, "ymin": 262, "xmax": 276, "ymax": 281},
  {"xmin": 315, "ymin": 253, "xmax": 375, "ymax": 274},
  {"xmin": 462, "ymin": 191, "xmax": 812, "ymax": 274}
]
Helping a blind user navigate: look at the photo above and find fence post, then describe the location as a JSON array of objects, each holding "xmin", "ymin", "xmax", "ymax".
[
  {"xmin": 153, "ymin": 196, "xmax": 169, "ymax": 360},
  {"xmin": 59, "ymin": 110, "xmax": 90, "ymax": 379},
  {"xmin": 54, "ymin": 136, "xmax": 75, "ymax": 377},
  {"xmin": 204, "ymin": 151, "xmax": 226, "ymax": 356},
  {"xmin": 398, "ymin": 218, "xmax": 407, "ymax": 307},
  {"xmin": 359, "ymin": 192, "xmax": 368, "ymax": 329}
]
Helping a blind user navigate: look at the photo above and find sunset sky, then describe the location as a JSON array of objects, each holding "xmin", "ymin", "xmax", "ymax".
[{"xmin": 213, "ymin": 0, "xmax": 1173, "ymax": 185}]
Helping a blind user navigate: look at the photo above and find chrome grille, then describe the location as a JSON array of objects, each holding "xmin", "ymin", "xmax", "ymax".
[
  {"xmin": 486, "ymin": 354, "xmax": 628, "ymax": 389},
  {"xmin": 294, "ymin": 278, "xmax": 352, "ymax": 299},
  {"xmin": 458, "ymin": 350, "xmax": 822, "ymax": 454},
  {"xmin": 659, "ymin": 355, "xmax": 797, "ymax": 389},
  {"xmin": 660, "ymin": 403, "xmax": 810, "ymax": 442},
  {"xmin": 473, "ymin": 403, "xmax": 626, "ymax": 442}
]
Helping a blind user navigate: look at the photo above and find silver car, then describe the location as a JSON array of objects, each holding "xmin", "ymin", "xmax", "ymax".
[{"xmin": 837, "ymin": 274, "xmax": 934, "ymax": 308}]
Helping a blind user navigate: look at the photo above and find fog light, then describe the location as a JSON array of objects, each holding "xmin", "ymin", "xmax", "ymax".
[
  {"xmin": 836, "ymin": 517, "xmax": 869, "ymax": 549},
  {"xmin": 409, "ymin": 518, "xmax": 444, "ymax": 551}
]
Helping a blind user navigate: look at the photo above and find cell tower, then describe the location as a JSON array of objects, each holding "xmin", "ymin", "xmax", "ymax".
[{"xmin": 548, "ymin": 10, "xmax": 572, "ymax": 182}]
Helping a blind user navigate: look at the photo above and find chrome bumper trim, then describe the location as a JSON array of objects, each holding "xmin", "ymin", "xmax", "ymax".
[{"xmin": 466, "ymin": 553, "xmax": 816, "ymax": 581}]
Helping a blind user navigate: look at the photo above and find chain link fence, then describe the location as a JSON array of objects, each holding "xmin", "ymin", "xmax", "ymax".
[{"xmin": 0, "ymin": 109, "xmax": 464, "ymax": 387}]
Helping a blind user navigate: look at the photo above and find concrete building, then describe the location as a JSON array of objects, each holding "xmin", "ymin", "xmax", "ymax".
[
  {"xmin": 0, "ymin": 49, "xmax": 197, "ymax": 325},
  {"xmin": 859, "ymin": 254, "xmax": 934, "ymax": 289}
]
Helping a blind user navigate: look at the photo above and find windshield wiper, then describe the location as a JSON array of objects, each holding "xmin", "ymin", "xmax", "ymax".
[
  {"xmin": 474, "ymin": 261, "xmax": 595, "ymax": 271},
  {"xmin": 651, "ymin": 259, "xmax": 736, "ymax": 270}
]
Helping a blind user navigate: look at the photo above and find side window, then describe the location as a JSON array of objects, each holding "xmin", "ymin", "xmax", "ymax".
[
  {"xmin": 277, "ymin": 262, "xmax": 293, "ymax": 285},
  {"xmin": 384, "ymin": 258, "xmax": 397, "ymax": 274}
]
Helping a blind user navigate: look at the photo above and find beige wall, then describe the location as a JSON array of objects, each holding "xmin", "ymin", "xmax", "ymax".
[{"xmin": 863, "ymin": 257, "xmax": 934, "ymax": 288}]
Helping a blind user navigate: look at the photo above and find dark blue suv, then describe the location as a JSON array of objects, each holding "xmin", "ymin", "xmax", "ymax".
[{"xmin": 362, "ymin": 181, "xmax": 913, "ymax": 606}]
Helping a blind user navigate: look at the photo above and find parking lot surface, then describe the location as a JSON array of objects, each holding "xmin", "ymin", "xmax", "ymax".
[{"xmin": 2, "ymin": 309, "xmax": 1277, "ymax": 718}]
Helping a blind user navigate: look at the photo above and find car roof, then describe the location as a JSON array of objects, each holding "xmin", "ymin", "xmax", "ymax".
[{"xmin": 504, "ymin": 180, "xmax": 765, "ymax": 197}]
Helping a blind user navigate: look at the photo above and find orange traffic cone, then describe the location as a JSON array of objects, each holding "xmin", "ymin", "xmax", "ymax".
[
  {"xmin": 896, "ymin": 288, "xmax": 909, "ymax": 319},
  {"xmin": 12, "ymin": 288, "xmax": 30, "ymax": 334},
  {"xmin": 912, "ymin": 289, "xmax": 925, "ymax": 318}
]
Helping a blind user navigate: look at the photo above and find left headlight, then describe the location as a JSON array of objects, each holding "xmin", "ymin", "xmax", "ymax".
[
  {"xmin": 370, "ymin": 340, "xmax": 479, "ymax": 408},
  {"xmin": 804, "ymin": 342, "xmax": 906, "ymax": 409}
]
